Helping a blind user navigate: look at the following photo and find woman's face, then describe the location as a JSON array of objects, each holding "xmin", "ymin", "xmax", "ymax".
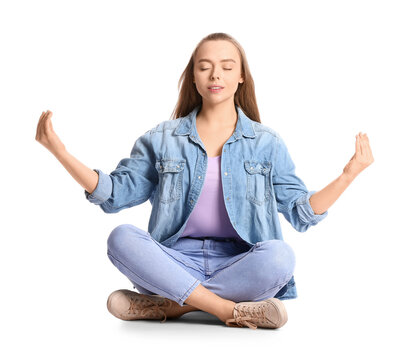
[{"xmin": 193, "ymin": 40, "xmax": 244, "ymax": 106}]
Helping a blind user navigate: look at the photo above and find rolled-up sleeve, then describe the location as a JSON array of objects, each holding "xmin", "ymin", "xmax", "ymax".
[
  {"xmin": 84, "ymin": 131, "xmax": 158, "ymax": 213},
  {"xmin": 295, "ymin": 190, "xmax": 328, "ymax": 225},
  {"xmin": 84, "ymin": 169, "xmax": 113, "ymax": 205},
  {"xmin": 273, "ymin": 135, "xmax": 328, "ymax": 232}
]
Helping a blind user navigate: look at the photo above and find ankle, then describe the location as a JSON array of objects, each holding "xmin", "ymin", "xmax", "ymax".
[{"xmin": 217, "ymin": 300, "xmax": 236, "ymax": 323}]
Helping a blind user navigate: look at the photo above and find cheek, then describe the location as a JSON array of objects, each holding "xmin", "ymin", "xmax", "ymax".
[
  {"xmin": 195, "ymin": 81, "xmax": 206, "ymax": 93},
  {"xmin": 225, "ymin": 79, "xmax": 240, "ymax": 91},
  {"xmin": 195, "ymin": 74, "xmax": 206, "ymax": 88}
]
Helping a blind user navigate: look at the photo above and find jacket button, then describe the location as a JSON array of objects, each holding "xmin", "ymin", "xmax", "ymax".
[
  {"xmin": 198, "ymin": 176, "xmax": 201, "ymax": 179},
  {"xmin": 190, "ymin": 200, "xmax": 193, "ymax": 204},
  {"xmin": 224, "ymin": 172, "xmax": 228, "ymax": 176},
  {"xmin": 226, "ymin": 197, "xmax": 230, "ymax": 201}
]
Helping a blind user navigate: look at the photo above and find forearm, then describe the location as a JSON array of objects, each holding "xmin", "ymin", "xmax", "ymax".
[
  {"xmin": 54, "ymin": 149, "xmax": 99, "ymax": 194},
  {"xmin": 308, "ymin": 172, "xmax": 355, "ymax": 215}
]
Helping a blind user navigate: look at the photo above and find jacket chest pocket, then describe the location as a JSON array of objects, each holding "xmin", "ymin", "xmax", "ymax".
[
  {"xmin": 244, "ymin": 160, "xmax": 272, "ymax": 205},
  {"xmin": 155, "ymin": 159, "xmax": 185, "ymax": 204}
]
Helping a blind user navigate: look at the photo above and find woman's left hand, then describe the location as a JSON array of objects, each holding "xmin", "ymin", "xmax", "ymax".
[{"xmin": 343, "ymin": 132, "xmax": 374, "ymax": 179}]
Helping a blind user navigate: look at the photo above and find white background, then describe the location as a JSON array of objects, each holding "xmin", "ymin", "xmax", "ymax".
[{"xmin": 1, "ymin": 0, "xmax": 407, "ymax": 358}]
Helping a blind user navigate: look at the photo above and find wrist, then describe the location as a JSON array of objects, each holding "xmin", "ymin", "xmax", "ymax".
[
  {"xmin": 53, "ymin": 146, "xmax": 68, "ymax": 160},
  {"xmin": 341, "ymin": 171, "xmax": 357, "ymax": 184}
]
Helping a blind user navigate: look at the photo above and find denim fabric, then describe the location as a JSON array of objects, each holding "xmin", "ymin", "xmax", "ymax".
[
  {"xmin": 107, "ymin": 224, "xmax": 296, "ymax": 305},
  {"xmin": 85, "ymin": 104, "xmax": 328, "ymax": 300}
]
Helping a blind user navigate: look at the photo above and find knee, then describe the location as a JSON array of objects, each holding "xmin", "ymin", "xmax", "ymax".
[
  {"xmin": 254, "ymin": 240, "xmax": 296, "ymax": 281},
  {"xmin": 107, "ymin": 224, "xmax": 148, "ymax": 256}
]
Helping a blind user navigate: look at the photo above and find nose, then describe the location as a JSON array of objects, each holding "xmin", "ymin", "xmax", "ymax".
[{"xmin": 210, "ymin": 69, "xmax": 220, "ymax": 80}]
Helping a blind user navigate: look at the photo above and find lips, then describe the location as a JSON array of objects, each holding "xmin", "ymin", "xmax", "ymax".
[
  {"xmin": 208, "ymin": 86, "xmax": 224, "ymax": 89},
  {"xmin": 208, "ymin": 87, "xmax": 224, "ymax": 93}
]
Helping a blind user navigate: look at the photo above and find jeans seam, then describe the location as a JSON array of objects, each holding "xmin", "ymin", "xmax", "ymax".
[{"xmin": 179, "ymin": 279, "xmax": 201, "ymax": 304}]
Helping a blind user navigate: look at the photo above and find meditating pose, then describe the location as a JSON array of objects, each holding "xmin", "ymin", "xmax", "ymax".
[{"xmin": 35, "ymin": 32, "xmax": 374, "ymax": 330}]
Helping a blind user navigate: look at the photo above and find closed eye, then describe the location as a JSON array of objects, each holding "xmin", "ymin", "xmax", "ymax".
[{"xmin": 200, "ymin": 68, "xmax": 232, "ymax": 71}]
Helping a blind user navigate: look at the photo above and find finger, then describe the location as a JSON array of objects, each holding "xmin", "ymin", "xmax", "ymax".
[
  {"xmin": 36, "ymin": 113, "xmax": 43, "ymax": 138},
  {"xmin": 47, "ymin": 111, "xmax": 54, "ymax": 131},
  {"xmin": 39, "ymin": 111, "xmax": 48, "ymax": 124},
  {"xmin": 42, "ymin": 110, "xmax": 48, "ymax": 120},
  {"xmin": 362, "ymin": 133, "xmax": 370, "ymax": 148},
  {"xmin": 36, "ymin": 111, "xmax": 46, "ymax": 139},
  {"xmin": 38, "ymin": 111, "xmax": 46, "ymax": 125},
  {"xmin": 358, "ymin": 133, "xmax": 364, "ymax": 156},
  {"xmin": 356, "ymin": 133, "xmax": 362, "ymax": 156},
  {"xmin": 363, "ymin": 138, "xmax": 374, "ymax": 163},
  {"xmin": 363, "ymin": 136, "xmax": 373, "ymax": 159},
  {"xmin": 361, "ymin": 136, "xmax": 369, "ymax": 157},
  {"xmin": 45, "ymin": 115, "xmax": 52, "ymax": 132},
  {"xmin": 40, "ymin": 111, "xmax": 48, "ymax": 129}
]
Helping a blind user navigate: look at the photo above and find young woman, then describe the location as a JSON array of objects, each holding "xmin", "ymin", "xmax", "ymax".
[{"xmin": 35, "ymin": 32, "xmax": 374, "ymax": 330}]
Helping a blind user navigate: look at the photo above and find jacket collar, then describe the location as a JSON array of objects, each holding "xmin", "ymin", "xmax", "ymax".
[{"xmin": 174, "ymin": 104, "xmax": 256, "ymax": 140}]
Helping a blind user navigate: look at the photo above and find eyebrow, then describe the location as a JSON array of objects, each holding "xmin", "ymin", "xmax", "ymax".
[{"xmin": 197, "ymin": 58, "xmax": 236, "ymax": 64}]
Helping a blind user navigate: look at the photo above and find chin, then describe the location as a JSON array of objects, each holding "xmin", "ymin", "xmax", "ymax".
[{"xmin": 203, "ymin": 95, "xmax": 232, "ymax": 106}]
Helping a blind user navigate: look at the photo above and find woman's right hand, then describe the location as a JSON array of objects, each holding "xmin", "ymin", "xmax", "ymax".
[{"xmin": 35, "ymin": 110, "xmax": 66, "ymax": 156}]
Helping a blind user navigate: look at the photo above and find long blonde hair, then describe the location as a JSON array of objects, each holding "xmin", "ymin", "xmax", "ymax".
[{"xmin": 170, "ymin": 32, "xmax": 261, "ymax": 123}]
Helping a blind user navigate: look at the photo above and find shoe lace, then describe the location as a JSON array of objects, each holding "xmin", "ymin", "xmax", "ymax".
[
  {"xmin": 127, "ymin": 294, "xmax": 168, "ymax": 323},
  {"xmin": 225, "ymin": 304, "xmax": 268, "ymax": 330}
]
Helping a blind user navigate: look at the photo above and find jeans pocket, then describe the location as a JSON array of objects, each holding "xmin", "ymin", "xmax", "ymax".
[
  {"xmin": 155, "ymin": 158, "xmax": 185, "ymax": 204},
  {"xmin": 244, "ymin": 160, "xmax": 272, "ymax": 206}
]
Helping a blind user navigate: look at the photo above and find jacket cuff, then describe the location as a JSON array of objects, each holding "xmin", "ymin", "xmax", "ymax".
[
  {"xmin": 84, "ymin": 169, "xmax": 112, "ymax": 205},
  {"xmin": 296, "ymin": 190, "xmax": 328, "ymax": 225}
]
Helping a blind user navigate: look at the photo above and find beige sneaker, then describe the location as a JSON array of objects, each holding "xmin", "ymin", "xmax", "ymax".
[
  {"xmin": 225, "ymin": 298, "xmax": 288, "ymax": 330},
  {"xmin": 107, "ymin": 289, "xmax": 189, "ymax": 322}
]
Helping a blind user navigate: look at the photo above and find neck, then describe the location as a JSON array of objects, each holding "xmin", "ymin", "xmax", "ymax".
[{"xmin": 197, "ymin": 100, "xmax": 237, "ymax": 129}]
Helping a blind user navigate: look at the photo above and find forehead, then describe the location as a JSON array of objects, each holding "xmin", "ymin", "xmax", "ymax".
[{"xmin": 196, "ymin": 40, "xmax": 240, "ymax": 63}]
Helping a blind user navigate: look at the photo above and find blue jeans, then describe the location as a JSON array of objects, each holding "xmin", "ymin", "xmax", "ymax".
[{"xmin": 107, "ymin": 224, "xmax": 296, "ymax": 306}]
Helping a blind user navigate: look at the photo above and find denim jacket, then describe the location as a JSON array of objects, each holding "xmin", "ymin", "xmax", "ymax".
[{"xmin": 85, "ymin": 104, "xmax": 328, "ymax": 300}]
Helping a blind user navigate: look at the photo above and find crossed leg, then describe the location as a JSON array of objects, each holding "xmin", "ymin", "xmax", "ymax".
[{"xmin": 107, "ymin": 224, "xmax": 295, "ymax": 322}]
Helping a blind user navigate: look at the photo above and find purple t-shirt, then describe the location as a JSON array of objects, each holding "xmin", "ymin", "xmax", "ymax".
[{"xmin": 181, "ymin": 155, "xmax": 243, "ymax": 240}]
